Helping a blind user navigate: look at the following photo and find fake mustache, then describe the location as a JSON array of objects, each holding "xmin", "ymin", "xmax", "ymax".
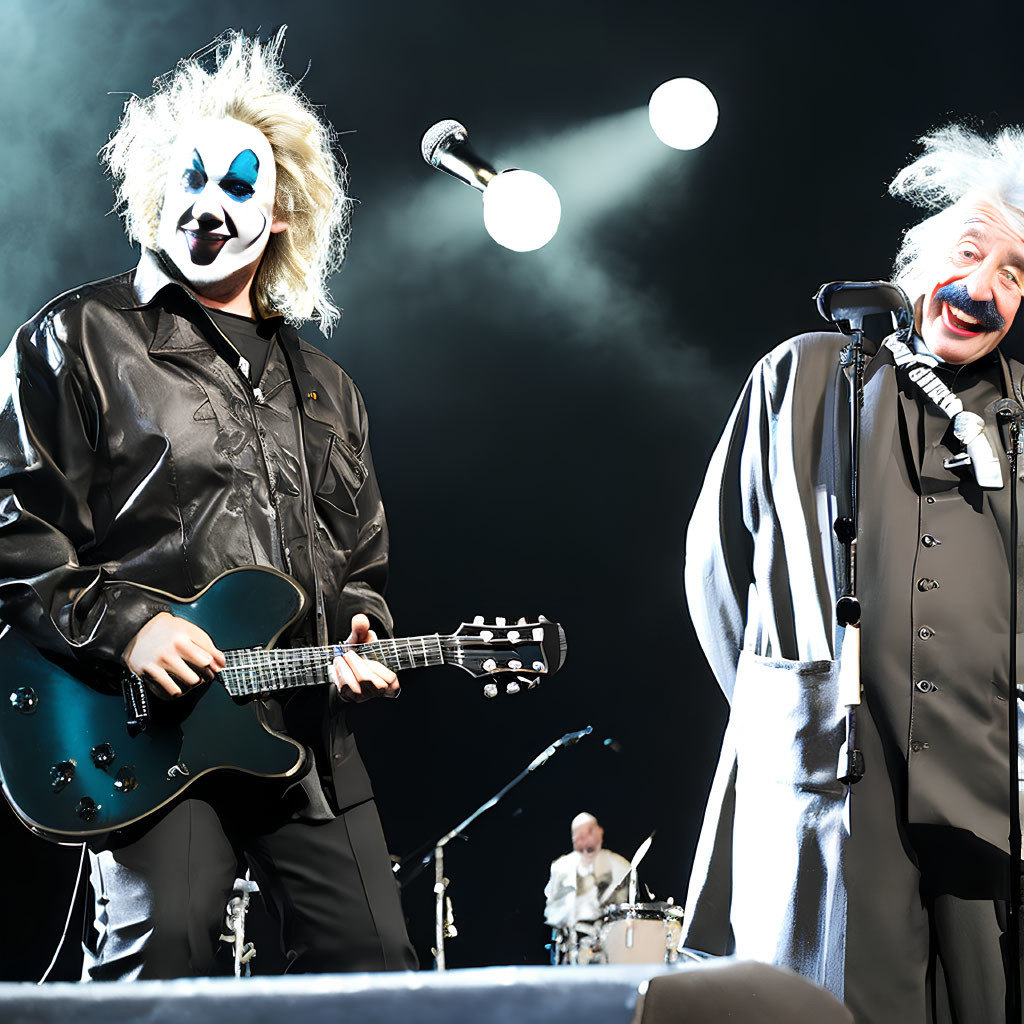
[{"xmin": 934, "ymin": 281, "xmax": 1005, "ymax": 332}]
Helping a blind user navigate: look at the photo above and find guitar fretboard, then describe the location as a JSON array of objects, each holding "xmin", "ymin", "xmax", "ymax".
[{"xmin": 219, "ymin": 636, "xmax": 446, "ymax": 696}]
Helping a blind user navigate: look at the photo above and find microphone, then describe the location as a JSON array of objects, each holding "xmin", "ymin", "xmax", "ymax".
[
  {"xmin": 559, "ymin": 726, "xmax": 592, "ymax": 746},
  {"xmin": 815, "ymin": 280, "xmax": 915, "ymax": 338},
  {"xmin": 421, "ymin": 120, "xmax": 497, "ymax": 192},
  {"xmin": 527, "ymin": 727, "xmax": 592, "ymax": 771}
]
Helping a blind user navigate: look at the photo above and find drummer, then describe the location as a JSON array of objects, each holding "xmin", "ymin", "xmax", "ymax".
[{"xmin": 544, "ymin": 812, "xmax": 632, "ymax": 953}]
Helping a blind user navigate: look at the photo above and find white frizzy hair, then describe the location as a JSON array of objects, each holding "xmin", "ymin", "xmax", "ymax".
[
  {"xmin": 101, "ymin": 28, "xmax": 349, "ymax": 333},
  {"xmin": 889, "ymin": 124, "xmax": 1024, "ymax": 300}
]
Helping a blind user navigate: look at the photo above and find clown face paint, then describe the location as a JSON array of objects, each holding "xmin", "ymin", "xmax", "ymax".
[
  {"xmin": 157, "ymin": 118, "xmax": 280, "ymax": 291},
  {"xmin": 916, "ymin": 201, "xmax": 1024, "ymax": 364}
]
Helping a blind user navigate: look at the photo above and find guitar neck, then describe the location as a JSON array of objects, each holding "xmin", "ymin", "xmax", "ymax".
[{"xmin": 219, "ymin": 636, "xmax": 446, "ymax": 697}]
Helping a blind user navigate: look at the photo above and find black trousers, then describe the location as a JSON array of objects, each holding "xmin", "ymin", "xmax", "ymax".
[
  {"xmin": 83, "ymin": 789, "xmax": 417, "ymax": 980},
  {"xmin": 844, "ymin": 690, "xmax": 1014, "ymax": 1023}
]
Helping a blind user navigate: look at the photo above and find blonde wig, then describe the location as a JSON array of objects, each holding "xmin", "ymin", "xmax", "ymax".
[
  {"xmin": 889, "ymin": 124, "xmax": 1024, "ymax": 301},
  {"xmin": 102, "ymin": 28, "xmax": 349, "ymax": 333}
]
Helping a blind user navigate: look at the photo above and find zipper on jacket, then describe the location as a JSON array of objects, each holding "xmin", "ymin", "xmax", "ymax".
[{"xmin": 189, "ymin": 298, "xmax": 293, "ymax": 575}]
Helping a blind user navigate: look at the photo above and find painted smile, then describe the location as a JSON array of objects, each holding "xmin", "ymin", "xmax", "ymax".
[{"xmin": 184, "ymin": 229, "xmax": 232, "ymax": 266}]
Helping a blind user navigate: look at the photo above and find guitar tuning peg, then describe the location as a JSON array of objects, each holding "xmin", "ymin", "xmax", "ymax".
[
  {"xmin": 517, "ymin": 617, "xmax": 527, "ymax": 625},
  {"xmin": 495, "ymin": 617, "xmax": 507, "ymax": 626},
  {"xmin": 473, "ymin": 615, "xmax": 484, "ymax": 625},
  {"xmin": 505, "ymin": 680, "xmax": 521, "ymax": 695},
  {"xmin": 483, "ymin": 683, "xmax": 498, "ymax": 699}
]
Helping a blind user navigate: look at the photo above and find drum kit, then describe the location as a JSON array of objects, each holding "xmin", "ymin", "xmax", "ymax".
[{"xmin": 551, "ymin": 900, "xmax": 687, "ymax": 966}]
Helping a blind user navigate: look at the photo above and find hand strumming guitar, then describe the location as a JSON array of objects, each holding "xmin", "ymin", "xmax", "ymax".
[{"xmin": 122, "ymin": 612, "xmax": 227, "ymax": 697}]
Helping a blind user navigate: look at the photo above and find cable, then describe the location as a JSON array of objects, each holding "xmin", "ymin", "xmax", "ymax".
[{"xmin": 37, "ymin": 842, "xmax": 87, "ymax": 984}]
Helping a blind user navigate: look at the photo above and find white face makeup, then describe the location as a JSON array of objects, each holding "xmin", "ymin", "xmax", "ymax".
[{"xmin": 157, "ymin": 118, "xmax": 279, "ymax": 291}]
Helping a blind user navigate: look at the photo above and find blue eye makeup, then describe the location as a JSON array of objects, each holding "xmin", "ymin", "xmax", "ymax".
[
  {"xmin": 182, "ymin": 150, "xmax": 207, "ymax": 193},
  {"xmin": 219, "ymin": 149, "xmax": 259, "ymax": 202}
]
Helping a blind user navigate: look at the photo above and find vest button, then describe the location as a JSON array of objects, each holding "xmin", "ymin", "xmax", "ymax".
[
  {"xmin": 917, "ymin": 578, "xmax": 940, "ymax": 592},
  {"xmin": 918, "ymin": 626, "xmax": 934, "ymax": 640},
  {"xmin": 916, "ymin": 679, "xmax": 936, "ymax": 693},
  {"xmin": 922, "ymin": 534, "xmax": 939, "ymax": 547}
]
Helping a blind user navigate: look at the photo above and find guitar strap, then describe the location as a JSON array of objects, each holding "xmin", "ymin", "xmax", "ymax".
[{"xmin": 275, "ymin": 327, "xmax": 330, "ymax": 647}]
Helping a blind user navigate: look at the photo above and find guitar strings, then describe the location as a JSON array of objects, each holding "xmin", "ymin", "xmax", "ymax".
[{"xmin": 217, "ymin": 635, "xmax": 542, "ymax": 695}]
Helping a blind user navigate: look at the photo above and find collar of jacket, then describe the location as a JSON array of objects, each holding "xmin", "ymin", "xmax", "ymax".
[
  {"xmin": 129, "ymin": 249, "xmax": 333, "ymax": 428},
  {"xmin": 127, "ymin": 248, "xmax": 277, "ymax": 359},
  {"xmin": 129, "ymin": 248, "xmax": 285, "ymax": 336},
  {"xmin": 131, "ymin": 247, "xmax": 186, "ymax": 306},
  {"xmin": 129, "ymin": 247, "xmax": 285, "ymax": 322}
]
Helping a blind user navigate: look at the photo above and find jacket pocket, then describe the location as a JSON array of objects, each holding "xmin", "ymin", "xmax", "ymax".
[
  {"xmin": 313, "ymin": 431, "xmax": 367, "ymax": 517},
  {"xmin": 730, "ymin": 650, "xmax": 845, "ymax": 795}
]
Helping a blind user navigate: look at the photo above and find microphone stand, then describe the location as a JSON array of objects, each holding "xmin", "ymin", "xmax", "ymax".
[
  {"xmin": 814, "ymin": 282, "xmax": 914, "ymax": 795},
  {"xmin": 398, "ymin": 726, "xmax": 593, "ymax": 971},
  {"xmin": 999, "ymin": 400, "xmax": 1023, "ymax": 1024},
  {"xmin": 835, "ymin": 322, "xmax": 865, "ymax": 790}
]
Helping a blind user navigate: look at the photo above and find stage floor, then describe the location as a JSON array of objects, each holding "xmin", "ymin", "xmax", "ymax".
[{"xmin": 0, "ymin": 963, "xmax": 681, "ymax": 1024}]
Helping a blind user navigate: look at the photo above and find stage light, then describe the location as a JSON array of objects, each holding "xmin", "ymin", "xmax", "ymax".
[
  {"xmin": 422, "ymin": 120, "xmax": 561, "ymax": 252},
  {"xmin": 648, "ymin": 78, "xmax": 718, "ymax": 150},
  {"xmin": 482, "ymin": 170, "xmax": 561, "ymax": 252}
]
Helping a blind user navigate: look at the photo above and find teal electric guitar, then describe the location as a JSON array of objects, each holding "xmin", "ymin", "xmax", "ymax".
[{"xmin": 0, "ymin": 566, "xmax": 566, "ymax": 842}]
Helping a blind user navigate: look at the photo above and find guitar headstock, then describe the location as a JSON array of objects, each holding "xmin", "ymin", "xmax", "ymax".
[{"xmin": 449, "ymin": 617, "xmax": 567, "ymax": 697}]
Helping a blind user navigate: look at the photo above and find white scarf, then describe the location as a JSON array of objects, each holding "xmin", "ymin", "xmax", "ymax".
[{"xmin": 882, "ymin": 333, "xmax": 1003, "ymax": 489}]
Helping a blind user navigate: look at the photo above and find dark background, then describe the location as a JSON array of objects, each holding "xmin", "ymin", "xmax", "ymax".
[{"xmin": 3, "ymin": 0, "xmax": 1024, "ymax": 980}]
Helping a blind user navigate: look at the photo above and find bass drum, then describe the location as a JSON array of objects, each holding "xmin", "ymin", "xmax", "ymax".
[{"xmin": 597, "ymin": 902, "xmax": 684, "ymax": 965}]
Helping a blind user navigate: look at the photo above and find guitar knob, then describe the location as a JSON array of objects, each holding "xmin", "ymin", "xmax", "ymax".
[
  {"xmin": 91, "ymin": 742, "xmax": 116, "ymax": 768},
  {"xmin": 75, "ymin": 797, "xmax": 100, "ymax": 823},
  {"xmin": 508, "ymin": 660, "xmax": 522, "ymax": 670},
  {"xmin": 532, "ymin": 661, "xmax": 545, "ymax": 672},
  {"xmin": 9, "ymin": 686, "xmax": 38, "ymax": 714},
  {"xmin": 482, "ymin": 659, "xmax": 497, "ymax": 672},
  {"xmin": 50, "ymin": 760, "xmax": 75, "ymax": 793},
  {"xmin": 113, "ymin": 766, "xmax": 138, "ymax": 793},
  {"xmin": 505, "ymin": 680, "xmax": 521, "ymax": 695},
  {"xmin": 507, "ymin": 631, "xmax": 521, "ymax": 642},
  {"xmin": 483, "ymin": 683, "xmax": 498, "ymax": 699}
]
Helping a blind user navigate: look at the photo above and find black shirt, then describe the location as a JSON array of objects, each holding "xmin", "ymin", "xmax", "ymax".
[{"xmin": 206, "ymin": 306, "xmax": 277, "ymax": 385}]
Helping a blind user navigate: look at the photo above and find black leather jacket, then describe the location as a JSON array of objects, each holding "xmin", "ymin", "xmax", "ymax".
[{"xmin": 0, "ymin": 250, "xmax": 390, "ymax": 808}]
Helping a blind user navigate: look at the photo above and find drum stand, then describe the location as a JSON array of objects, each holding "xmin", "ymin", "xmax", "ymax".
[
  {"xmin": 220, "ymin": 872, "xmax": 260, "ymax": 978},
  {"xmin": 549, "ymin": 926, "xmax": 589, "ymax": 965}
]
